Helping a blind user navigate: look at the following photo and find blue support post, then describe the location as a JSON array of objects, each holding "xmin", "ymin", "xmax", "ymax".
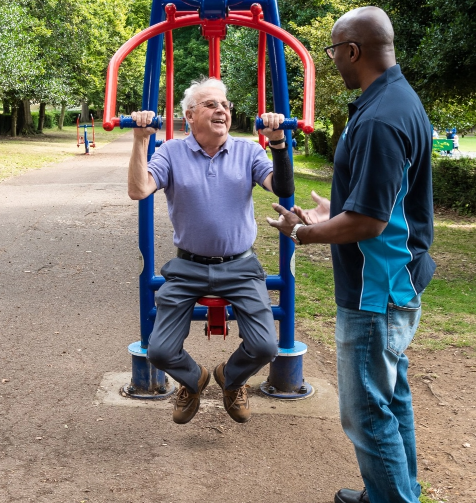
[
  {"xmin": 83, "ymin": 127, "xmax": 90, "ymax": 154},
  {"xmin": 123, "ymin": 0, "xmax": 175, "ymax": 399},
  {"xmin": 258, "ymin": 0, "xmax": 312, "ymax": 398}
]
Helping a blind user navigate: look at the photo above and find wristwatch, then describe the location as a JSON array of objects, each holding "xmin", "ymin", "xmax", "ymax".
[{"xmin": 290, "ymin": 223, "xmax": 306, "ymax": 245}]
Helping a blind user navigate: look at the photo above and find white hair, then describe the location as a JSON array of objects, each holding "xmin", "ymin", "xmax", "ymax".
[{"xmin": 181, "ymin": 77, "xmax": 227, "ymax": 117}]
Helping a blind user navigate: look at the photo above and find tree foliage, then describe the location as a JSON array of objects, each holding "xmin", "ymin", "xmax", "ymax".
[
  {"xmin": 0, "ymin": 0, "xmax": 149, "ymax": 134},
  {"xmin": 381, "ymin": 0, "xmax": 476, "ymax": 102},
  {"xmin": 2, "ymin": 0, "xmax": 476, "ymax": 137},
  {"xmin": 171, "ymin": 27, "xmax": 209, "ymax": 107},
  {"xmin": 221, "ymin": 27, "xmax": 260, "ymax": 116},
  {"xmin": 0, "ymin": 1, "xmax": 42, "ymax": 105}
]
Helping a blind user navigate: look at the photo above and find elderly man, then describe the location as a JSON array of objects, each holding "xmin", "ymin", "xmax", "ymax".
[
  {"xmin": 129, "ymin": 77, "xmax": 294, "ymax": 425},
  {"xmin": 267, "ymin": 7, "xmax": 435, "ymax": 503}
]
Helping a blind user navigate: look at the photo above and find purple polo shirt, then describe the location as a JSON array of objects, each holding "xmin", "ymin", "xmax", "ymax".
[{"xmin": 147, "ymin": 133, "xmax": 272, "ymax": 256}]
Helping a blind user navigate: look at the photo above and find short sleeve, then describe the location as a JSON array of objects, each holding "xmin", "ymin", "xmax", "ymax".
[
  {"xmin": 250, "ymin": 142, "xmax": 273, "ymax": 187},
  {"xmin": 147, "ymin": 143, "xmax": 172, "ymax": 190},
  {"xmin": 343, "ymin": 119, "xmax": 408, "ymax": 222}
]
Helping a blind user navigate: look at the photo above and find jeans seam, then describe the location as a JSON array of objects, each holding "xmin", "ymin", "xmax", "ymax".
[{"xmin": 366, "ymin": 313, "xmax": 400, "ymax": 499}]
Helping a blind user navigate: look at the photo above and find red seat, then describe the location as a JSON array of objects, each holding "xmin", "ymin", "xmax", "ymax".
[{"xmin": 197, "ymin": 297, "xmax": 230, "ymax": 339}]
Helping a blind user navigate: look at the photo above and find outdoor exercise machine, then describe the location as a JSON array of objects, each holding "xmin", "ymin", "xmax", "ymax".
[
  {"xmin": 103, "ymin": 0, "xmax": 316, "ymax": 400},
  {"xmin": 76, "ymin": 114, "xmax": 96, "ymax": 155}
]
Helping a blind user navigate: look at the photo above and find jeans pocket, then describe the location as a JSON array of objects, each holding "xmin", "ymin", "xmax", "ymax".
[{"xmin": 387, "ymin": 295, "xmax": 422, "ymax": 355}]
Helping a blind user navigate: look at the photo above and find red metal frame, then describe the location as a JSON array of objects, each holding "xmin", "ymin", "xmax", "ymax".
[
  {"xmin": 197, "ymin": 297, "xmax": 231, "ymax": 340},
  {"xmin": 103, "ymin": 3, "xmax": 314, "ymax": 134},
  {"xmin": 165, "ymin": 30, "xmax": 174, "ymax": 139},
  {"xmin": 91, "ymin": 115, "xmax": 96, "ymax": 147},
  {"xmin": 257, "ymin": 30, "xmax": 267, "ymax": 149},
  {"xmin": 76, "ymin": 115, "xmax": 80, "ymax": 146}
]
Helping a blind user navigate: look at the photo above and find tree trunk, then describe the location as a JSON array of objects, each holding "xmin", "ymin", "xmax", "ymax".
[
  {"xmin": 11, "ymin": 104, "xmax": 18, "ymax": 137},
  {"xmin": 304, "ymin": 134, "xmax": 310, "ymax": 156},
  {"xmin": 17, "ymin": 100, "xmax": 36, "ymax": 135},
  {"xmin": 58, "ymin": 103, "xmax": 66, "ymax": 130},
  {"xmin": 37, "ymin": 102, "xmax": 46, "ymax": 133},
  {"xmin": 81, "ymin": 101, "xmax": 89, "ymax": 122},
  {"xmin": 238, "ymin": 112, "xmax": 247, "ymax": 130},
  {"xmin": 330, "ymin": 112, "xmax": 348, "ymax": 156}
]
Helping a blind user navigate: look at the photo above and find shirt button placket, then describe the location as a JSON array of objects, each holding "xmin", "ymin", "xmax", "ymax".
[{"xmin": 208, "ymin": 159, "xmax": 216, "ymax": 177}]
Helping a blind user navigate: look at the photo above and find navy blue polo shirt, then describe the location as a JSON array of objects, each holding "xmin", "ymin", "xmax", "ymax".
[{"xmin": 331, "ymin": 65, "xmax": 436, "ymax": 313}]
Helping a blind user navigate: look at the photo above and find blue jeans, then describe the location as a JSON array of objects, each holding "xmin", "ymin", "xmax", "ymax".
[{"xmin": 335, "ymin": 294, "xmax": 422, "ymax": 503}]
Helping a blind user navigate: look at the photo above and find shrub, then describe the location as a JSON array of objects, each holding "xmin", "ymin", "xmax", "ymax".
[
  {"xmin": 64, "ymin": 111, "xmax": 81, "ymax": 126},
  {"xmin": 31, "ymin": 111, "xmax": 58, "ymax": 129},
  {"xmin": 293, "ymin": 129, "xmax": 306, "ymax": 151},
  {"xmin": 432, "ymin": 156, "xmax": 476, "ymax": 215},
  {"xmin": 0, "ymin": 114, "xmax": 11, "ymax": 134},
  {"xmin": 309, "ymin": 127, "xmax": 333, "ymax": 162}
]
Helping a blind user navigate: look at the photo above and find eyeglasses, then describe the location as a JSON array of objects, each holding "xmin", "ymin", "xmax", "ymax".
[
  {"xmin": 190, "ymin": 100, "xmax": 234, "ymax": 111},
  {"xmin": 324, "ymin": 41, "xmax": 361, "ymax": 60}
]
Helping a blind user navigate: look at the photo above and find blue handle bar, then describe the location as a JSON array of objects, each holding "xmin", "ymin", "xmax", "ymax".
[
  {"xmin": 119, "ymin": 114, "xmax": 163, "ymax": 130},
  {"xmin": 255, "ymin": 117, "xmax": 298, "ymax": 130}
]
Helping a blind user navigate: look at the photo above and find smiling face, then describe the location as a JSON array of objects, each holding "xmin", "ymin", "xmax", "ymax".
[{"xmin": 186, "ymin": 87, "xmax": 232, "ymax": 145}]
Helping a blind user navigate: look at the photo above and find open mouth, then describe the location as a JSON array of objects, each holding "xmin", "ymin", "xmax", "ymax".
[{"xmin": 212, "ymin": 119, "xmax": 225, "ymax": 124}]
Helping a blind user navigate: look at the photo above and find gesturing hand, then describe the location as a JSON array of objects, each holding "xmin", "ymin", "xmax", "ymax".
[
  {"xmin": 266, "ymin": 203, "xmax": 303, "ymax": 237},
  {"xmin": 293, "ymin": 191, "xmax": 330, "ymax": 224}
]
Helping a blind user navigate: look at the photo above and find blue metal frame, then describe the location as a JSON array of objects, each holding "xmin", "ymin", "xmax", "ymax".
[{"xmin": 127, "ymin": 0, "xmax": 311, "ymax": 399}]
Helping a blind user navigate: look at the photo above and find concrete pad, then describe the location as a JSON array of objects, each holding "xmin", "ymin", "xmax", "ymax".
[{"xmin": 94, "ymin": 371, "xmax": 340, "ymax": 418}]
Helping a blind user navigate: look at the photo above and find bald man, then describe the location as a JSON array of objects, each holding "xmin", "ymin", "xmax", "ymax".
[{"xmin": 267, "ymin": 7, "xmax": 435, "ymax": 503}]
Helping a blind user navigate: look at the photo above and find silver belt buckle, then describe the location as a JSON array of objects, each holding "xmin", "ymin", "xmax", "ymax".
[{"xmin": 210, "ymin": 256, "xmax": 224, "ymax": 264}]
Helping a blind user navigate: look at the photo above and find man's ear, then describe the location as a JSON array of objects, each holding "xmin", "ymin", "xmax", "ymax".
[{"xmin": 349, "ymin": 43, "xmax": 360, "ymax": 61}]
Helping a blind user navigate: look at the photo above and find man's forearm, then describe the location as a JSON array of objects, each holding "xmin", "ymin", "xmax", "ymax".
[
  {"xmin": 128, "ymin": 136, "xmax": 154, "ymax": 200},
  {"xmin": 297, "ymin": 211, "xmax": 387, "ymax": 245}
]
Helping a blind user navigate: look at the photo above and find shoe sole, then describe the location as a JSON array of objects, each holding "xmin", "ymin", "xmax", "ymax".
[{"xmin": 173, "ymin": 370, "xmax": 211, "ymax": 425}]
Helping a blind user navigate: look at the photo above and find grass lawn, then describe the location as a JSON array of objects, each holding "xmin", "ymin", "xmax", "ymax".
[
  {"xmin": 0, "ymin": 126, "xmax": 128, "ymax": 181},
  {"xmin": 453, "ymin": 134, "xmax": 476, "ymax": 151}
]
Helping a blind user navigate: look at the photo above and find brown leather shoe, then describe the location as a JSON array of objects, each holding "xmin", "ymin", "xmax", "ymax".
[
  {"xmin": 213, "ymin": 362, "xmax": 251, "ymax": 423},
  {"xmin": 173, "ymin": 365, "xmax": 211, "ymax": 424}
]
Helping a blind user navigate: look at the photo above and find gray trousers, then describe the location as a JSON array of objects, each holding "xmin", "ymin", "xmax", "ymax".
[{"xmin": 147, "ymin": 254, "xmax": 278, "ymax": 393}]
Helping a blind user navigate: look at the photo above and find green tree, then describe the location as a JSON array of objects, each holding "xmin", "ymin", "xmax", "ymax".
[
  {"xmin": 171, "ymin": 27, "xmax": 209, "ymax": 108},
  {"xmin": 221, "ymin": 27, "xmax": 260, "ymax": 117},
  {"xmin": 287, "ymin": 9, "xmax": 359, "ymax": 151},
  {"xmin": 0, "ymin": 0, "xmax": 43, "ymax": 135},
  {"xmin": 381, "ymin": 0, "xmax": 476, "ymax": 102},
  {"xmin": 427, "ymin": 98, "xmax": 476, "ymax": 136}
]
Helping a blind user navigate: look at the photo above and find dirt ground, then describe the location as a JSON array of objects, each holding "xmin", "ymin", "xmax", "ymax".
[{"xmin": 0, "ymin": 130, "xmax": 475, "ymax": 503}]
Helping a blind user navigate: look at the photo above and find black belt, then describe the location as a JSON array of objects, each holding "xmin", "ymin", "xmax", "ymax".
[{"xmin": 177, "ymin": 247, "xmax": 253, "ymax": 265}]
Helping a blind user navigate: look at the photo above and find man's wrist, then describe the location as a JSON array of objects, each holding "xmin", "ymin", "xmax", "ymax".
[{"xmin": 290, "ymin": 223, "xmax": 306, "ymax": 245}]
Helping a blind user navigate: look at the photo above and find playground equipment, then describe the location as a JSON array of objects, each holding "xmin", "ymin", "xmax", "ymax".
[
  {"xmin": 433, "ymin": 127, "xmax": 458, "ymax": 156},
  {"xmin": 103, "ymin": 0, "xmax": 316, "ymax": 400},
  {"xmin": 432, "ymin": 138, "xmax": 454, "ymax": 155},
  {"xmin": 76, "ymin": 114, "xmax": 96, "ymax": 154}
]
